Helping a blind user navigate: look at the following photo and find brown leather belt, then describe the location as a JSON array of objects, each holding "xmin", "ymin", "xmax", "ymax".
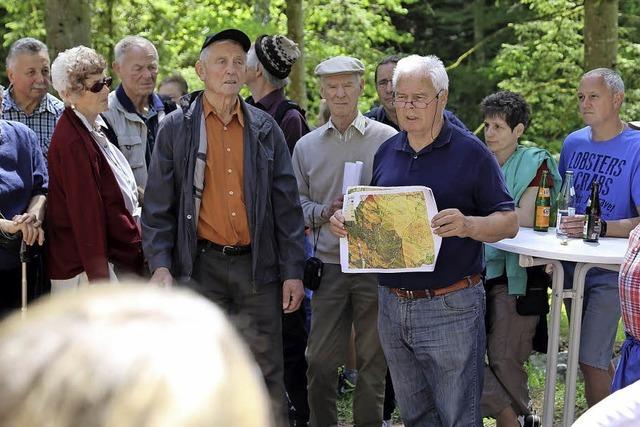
[{"xmin": 389, "ymin": 273, "xmax": 482, "ymax": 299}]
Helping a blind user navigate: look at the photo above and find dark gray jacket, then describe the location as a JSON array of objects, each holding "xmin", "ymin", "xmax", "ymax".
[{"xmin": 141, "ymin": 92, "xmax": 305, "ymax": 284}]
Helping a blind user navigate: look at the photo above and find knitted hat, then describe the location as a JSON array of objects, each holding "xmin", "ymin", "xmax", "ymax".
[{"xmin": 254, "ymin": 35, "xmax": 300, "ymax": 80}]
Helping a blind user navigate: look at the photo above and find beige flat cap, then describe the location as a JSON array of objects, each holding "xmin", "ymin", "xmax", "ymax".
[{"xmin": 314, "ymin": 56, "xmax": 365, "ymax": 76}]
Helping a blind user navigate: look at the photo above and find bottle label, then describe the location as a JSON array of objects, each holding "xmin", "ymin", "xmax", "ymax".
[
  {"xmin": 538, "ymin": 188, "xmax": 550, "ymax": 198},
  {"xmin": 556, "ymin": 212, "xmax": 564, "ymax": 236},
  {"xmin": 535, "ymin": 206, "xmax": 550, "ymax": 229},
  {"xmin": 583, "ymin": 217, "xmax": 601, "ymax": 241},
  {"xmin": 592, "ymin": 218, "xmax": 602, "ymax": 238}
]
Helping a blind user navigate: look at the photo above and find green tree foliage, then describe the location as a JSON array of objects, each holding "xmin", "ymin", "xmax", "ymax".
[
  {"xmin": 3, "ymin": 0, "xmax": 638, "ymax": 138},
  {"xmin": 390, "ymin": 0, "xmax": 533, "ymax": 132},
  {"xmin": 303, "ymin": 0, "xmax": 412, "ymax": 121},
  {"xmin": 492, "ymin": 0, "xmax": 584, "ymax": 153},
  {"xmin": 0, "ymin": 0, "xmax": 410, "ymax": 126},
  {"xmin": 492, "ymin": 0, "xmax": 640, "ymax": 154}
]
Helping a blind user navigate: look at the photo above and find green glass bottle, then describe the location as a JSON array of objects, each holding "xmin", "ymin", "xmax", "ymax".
[{"xmin": 533, "ymin": 170, "xmax": 551, "ymax": 232}]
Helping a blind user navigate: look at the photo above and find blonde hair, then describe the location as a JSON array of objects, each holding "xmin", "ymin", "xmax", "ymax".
[{"xmin": 0, "ymin": 284, "xmax": 272, "ymax": 427}]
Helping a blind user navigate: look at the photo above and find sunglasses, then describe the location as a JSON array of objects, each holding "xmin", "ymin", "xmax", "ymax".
[{"xmin": 86, "ymin": 76, "xmax": 113, "ymax": 93}]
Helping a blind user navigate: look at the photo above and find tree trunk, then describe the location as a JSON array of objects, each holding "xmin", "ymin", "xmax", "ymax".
[
  {"xmin": 254, "ymin": 0, "xmax": 270, "ymax": 25},
  {"xmin": 472, "ymin": 0, "xmax": 485, "ymax": 64},
  {"xmin": 584, "ymin": 0, "xmax": 618, "ymax": 71},
  {"xmin": 45, "ymin": 0, "xmax": 91, "ymax": 58},
  {"xmin": 106, "ymin": 0, "xmax": 115, "ymax": 68},
  {"xmin": 286, "ymin": 0, "xmax": 306, "ymax": 109}
]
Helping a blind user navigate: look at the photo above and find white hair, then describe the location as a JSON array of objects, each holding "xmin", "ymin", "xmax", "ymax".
[
  {"xmin": 51, "ymin": 45, "xmax": 106, "ymax": 103},
  {"xmin": 583, "ymin": 68, "xmax": 625, "ymax": 94},
  {"xmin": 392, "ymin": 54, "xmax": 449, "ymax": 93},
  {"xmin": 114, "ymin": 35, "xmax": 158, "ymax": 64}
]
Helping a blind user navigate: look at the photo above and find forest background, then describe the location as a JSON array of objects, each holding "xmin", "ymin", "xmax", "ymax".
[{"xmin": 0, "ymin": 0, "xmax": 638, "ymax": 154}]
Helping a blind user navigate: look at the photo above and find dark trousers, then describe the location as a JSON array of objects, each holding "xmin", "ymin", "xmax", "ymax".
[
  {"xmin": 383, "ymin": 369, "xmax": 396, "ymax": 420},
  {"xmin": 190, "ymin": 246, "xmax": 287, "ymax": 425},
  {"xmin": 0, "ymin": 267, "xmax": 21, "ymax": 319},
  {"xmin": 0, "ymin": 251, "xmax": 49, "ymax": 319},
  {"xmin": 283, "ymin": 303, "xmax": 310, "ymax": 424}
]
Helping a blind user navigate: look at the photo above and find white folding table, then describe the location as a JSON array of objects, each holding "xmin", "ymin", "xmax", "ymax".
[{"xmin": 487, "ymin": 227, "xmax": 628, "ymax": 426}]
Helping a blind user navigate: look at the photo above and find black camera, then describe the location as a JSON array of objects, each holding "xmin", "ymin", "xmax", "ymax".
[
  {"xmin": 523, "ymin": 414, "xmax": 541, "ymax": 427},
  {"xmin": 303, "ymin": 256, "xmax": 324, "ymax": 291}
]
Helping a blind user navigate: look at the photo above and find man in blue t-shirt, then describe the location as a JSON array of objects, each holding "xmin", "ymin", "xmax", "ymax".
[
  {"xmin": 558, "ymin": 68, "xmax": 640, "ymax": 407},
  {"xmin": 330, "ymin": 55, "xmax": 518, "ymax": 426}
]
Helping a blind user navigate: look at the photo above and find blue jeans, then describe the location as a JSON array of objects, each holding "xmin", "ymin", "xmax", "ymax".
[{"xmin": 378, "ymin": 283, "xmax": 486, "ymax": 427}]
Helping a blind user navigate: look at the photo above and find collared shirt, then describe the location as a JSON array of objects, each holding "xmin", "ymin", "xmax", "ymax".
[
  {"xmin": 197, "ymin": 96, "xmax": 250, "ymax": 245},
  {"xmin": 364, "ymin": 105, "xmax": 400, "ymax": 131},
  {"xmin": 115, "ymin": 85, "xmax": 165, "ymax": 167},
  {"xmin": 620, "ymin": 223, "xmax": 640, "ymax": 340},
  {"xmin": 250, "ymin": 89, "xmax": 310, "ymax": 153},
  {"xmin": 2, "ymin": 87, "xmax": 64, "ymax": 158},
  {"xmin": 325, "ymin": 111, "xmax": 367, "ymax": 142},
  {"xmin": 291, "ymin": 113, "xmax": 398, "ymax": 264},
  {"xmin": 73, "ymin": 109, "xmax": 139, "ymax": 220},
  {"xmin": 371, "ymin": 117, "xmax": 514, "ymax": 290}
]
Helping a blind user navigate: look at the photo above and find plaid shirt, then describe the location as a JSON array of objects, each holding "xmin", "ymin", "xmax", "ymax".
[
  {"xmin": 2, "ymin": 87, "xmax": 64, "ymax": 159},
  {"xmin": 620, "ymin": 223, "xmax": 640, "ymax": 339}
]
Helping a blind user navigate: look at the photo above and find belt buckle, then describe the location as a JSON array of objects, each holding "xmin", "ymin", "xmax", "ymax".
[
  {"xmin": 222, "ymin": 245, "xmax": 235, "ymax": 256},
  {"xmin": 406, "ymin": 290, "xmax": 414, "ymax": 299}
]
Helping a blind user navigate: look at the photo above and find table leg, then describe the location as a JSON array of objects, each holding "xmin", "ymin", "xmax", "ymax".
[
  {"xmin": 519, "ymin": 255, "xmax": 563, "ymax": 427},
  {"xmin": 544, "ymin": 260, "xmax": 565, "ymax": 427},
  {"xmin": 563, "ymin": 263, "xmax": 621, "ymax": 426}
]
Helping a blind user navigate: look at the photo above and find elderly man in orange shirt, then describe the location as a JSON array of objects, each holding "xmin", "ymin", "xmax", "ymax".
[{"xmin": 142, "ymin": 29, "xmax": 306, "ymax": 425}]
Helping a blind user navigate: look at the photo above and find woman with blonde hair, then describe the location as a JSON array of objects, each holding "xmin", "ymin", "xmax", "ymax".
[{"xmin": 47, "ymin": 46, "xmax": 142, "ymax": 289}]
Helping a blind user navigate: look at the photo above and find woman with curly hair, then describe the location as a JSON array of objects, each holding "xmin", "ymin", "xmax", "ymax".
[{"xmin": 47, "ymin": 46, "xmax": 142, "ymax": 289}]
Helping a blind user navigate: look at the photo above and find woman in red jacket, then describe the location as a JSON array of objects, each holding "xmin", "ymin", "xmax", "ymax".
[{"xmin": 47, "ymin": 46, "xmax": 142, "ymax": 289}]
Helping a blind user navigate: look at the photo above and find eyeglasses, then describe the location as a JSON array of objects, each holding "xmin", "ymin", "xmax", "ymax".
[
  {"xmin": 85, "ymin": 76, "xmax": 113, "ymax": 93},
  {"xmin": 394, "ymin": 90, "xmax": 442, "ymax": 109}
]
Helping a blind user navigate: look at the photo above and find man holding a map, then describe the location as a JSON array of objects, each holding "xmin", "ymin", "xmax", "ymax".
[
  {"xmin": 291, "ymin": 55, "xmax": 397, "ymax": 426},
  {"xmin": 330, "ymin": 55, "xmax": 518, "ymax": 426}
]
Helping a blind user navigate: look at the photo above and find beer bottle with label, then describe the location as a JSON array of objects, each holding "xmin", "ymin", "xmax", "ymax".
[
  {"xmin": 583, "ymin": 181, "xmax": 602, "ymax": 242},
  {"xmin": 533, "ymin": 170, "xmax": 551, "ymax": 232},
  {"xmin": 556, "ymin": 171, "xmax": 576, "ymax": 237}
]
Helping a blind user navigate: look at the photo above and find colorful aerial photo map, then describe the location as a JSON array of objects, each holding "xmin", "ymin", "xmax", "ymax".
[{"xmin": 341, "ymin": 186, "xmax": 440, "ymax": 273}]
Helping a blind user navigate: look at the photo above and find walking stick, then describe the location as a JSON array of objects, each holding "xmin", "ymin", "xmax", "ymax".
[{"xmin": 19, "ymin": 241, "xmax": 27, "ymax": 318}]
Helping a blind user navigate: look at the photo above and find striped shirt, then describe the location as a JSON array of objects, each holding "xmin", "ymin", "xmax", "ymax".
[
  {"xmin": 620, "ymin": 223, "xmax": 640, "ymax": 339},
  {"xmin": 2, "ymin": 87, "xmax": 64, "ymax": 158}
]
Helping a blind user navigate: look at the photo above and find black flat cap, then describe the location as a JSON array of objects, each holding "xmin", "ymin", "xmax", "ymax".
[{"xmin": 201, "ymin": 29, "xmax": 251, "ymax": 53}]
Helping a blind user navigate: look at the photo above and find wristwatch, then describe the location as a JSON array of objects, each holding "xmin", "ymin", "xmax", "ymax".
[{"xmin": 600, "ymin": 219, "xmax": 608, "ymax": 237}]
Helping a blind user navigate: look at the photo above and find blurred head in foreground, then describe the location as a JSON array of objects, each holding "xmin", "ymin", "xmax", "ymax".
[{"xmin": 0, "ymin": 284, "xmax": 272, "ymax": 427}]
